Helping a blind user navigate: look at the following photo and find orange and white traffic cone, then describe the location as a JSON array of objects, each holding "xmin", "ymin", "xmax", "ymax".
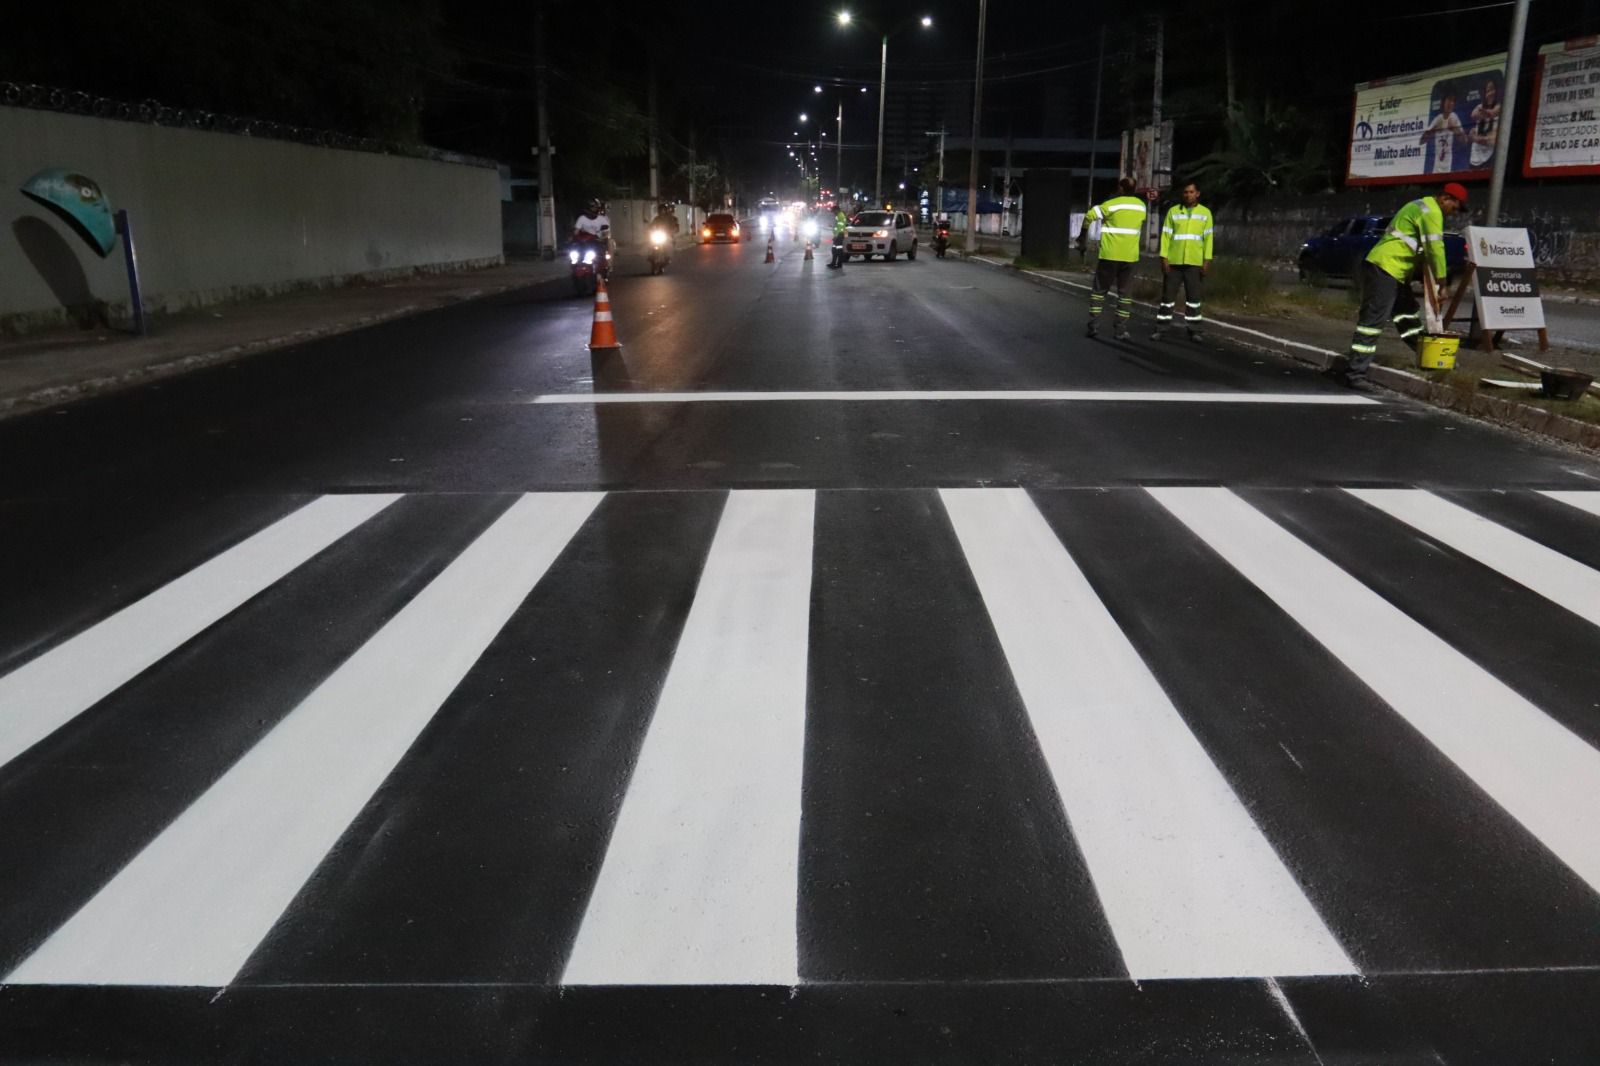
[
  {"xmin": 803, "ymin": 241, "xmax": 814, "ymax": 261},
  {"xmin": 764, "ymin": 236, "xmax": 775, "ymax": 264},
  {"xmin": 587, "ymin": 276, "xmax": 621, "ymax": 352}
]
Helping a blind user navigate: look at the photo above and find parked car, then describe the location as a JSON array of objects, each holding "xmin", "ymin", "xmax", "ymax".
[
  {"xmin": 698, "ymin": 213, "xmax": 741, "ymax": 244},
  {"xmin": 842, "ymin": 210, "xmax": 918, "ymax": 261},
  {"xmin": 1297, "ymin": 216, "xmax": 1467, "ymax": 282}
]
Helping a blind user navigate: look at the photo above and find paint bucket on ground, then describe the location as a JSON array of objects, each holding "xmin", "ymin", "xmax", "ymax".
[{"xmin": 1417, "ymin": 332, "xmax": 1460, "ymax": 370}]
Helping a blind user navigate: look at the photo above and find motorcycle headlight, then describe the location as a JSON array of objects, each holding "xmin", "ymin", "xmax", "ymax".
[
  {"xmin": 802, "ymin": 220, "xmax": 818, "ymax": 238},
  {"xmin": 583, "ymin": 250, "xmax": 597, "ymax": 264},
  {"xmin": 568, "ymin": 250, "xmax": 580, "ymax": 264},
  {"xmin": 651, "ymin": 230, "xmax": 668, "ymax": 246}
]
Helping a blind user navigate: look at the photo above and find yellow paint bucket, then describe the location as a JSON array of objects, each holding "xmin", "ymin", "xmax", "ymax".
[{"xmin": 1417, "ymin": 332, "xmax": 1460, "ymax": 370}]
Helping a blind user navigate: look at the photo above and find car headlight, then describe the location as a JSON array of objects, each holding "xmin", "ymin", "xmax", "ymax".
[
  {"xmin": 873, "ymin": 229, "xmax": 889, "ymax": 239},
  {"xmin": 732, "ymin": 224, "xmax": 741, "ymax": 235},
  {"xmin": 701, "ymin": 227, "xmax": 712, "ymax": 237},
  {"xmin": 582, "ymin": 249, "xmax": 597, "ymax": 264}
]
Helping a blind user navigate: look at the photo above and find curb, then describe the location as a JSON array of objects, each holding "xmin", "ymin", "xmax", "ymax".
[
  {"xmin": 966, "ymin": 256, "xmax": 1600, "ymax": 454},
  {"xmin": 0, "ymin": 273, "xmax": 565, "ymax": 422}
]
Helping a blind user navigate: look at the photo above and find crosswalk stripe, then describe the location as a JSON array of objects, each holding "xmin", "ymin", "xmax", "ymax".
[
  {"xmin": 940, "ymin": 488, "xmax": 1355, "ymax": 980},
  {"xmin": 1542, "ymin": 489, "xmax": 1600, "ymax": 520},
  {"xmin": 1150, "ymin": 487, "xmax": 1600, "ymax": 900},
  {"xmin": 1349, "ymin": 489, "xmax": 1600, "ymax": 630},
  {"xmin": 563, "ymin": 490, "xmax": 815, "ymax": 986},
  {"xmin": 5, "ymin": 491, "xmax": 603, "ymax": 987},
  {"xmin": 0, "ymin": 494, "xmax": 400, "ymax": 774}
]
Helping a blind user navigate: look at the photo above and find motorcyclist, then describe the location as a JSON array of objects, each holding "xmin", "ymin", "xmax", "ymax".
[
  {"xmin": 571, "ymin": 199, "xmax": 612, "ymax": 278},
  {"xmin": 649, "ymin": 203, "xmax": 679, "ymax": 237}
]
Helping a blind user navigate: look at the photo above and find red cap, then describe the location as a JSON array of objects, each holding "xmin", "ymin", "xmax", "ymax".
[{"xmin": 1441, "ymin": 182, "xmax": 1469, "ymax": 203}]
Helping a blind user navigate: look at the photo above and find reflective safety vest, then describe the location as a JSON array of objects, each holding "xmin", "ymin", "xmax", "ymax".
[
  {"xmin": 1159, "ymin": 203, "xmax": 1214, "ymax": 266},
  {"xmin": 833, "ymin": 211, "xmax": 849, "ymax": 236},
  {"xmin": 1366, "ymin": 196, "xmax": 1449, "ymax": 283},
  {"xmin": 1084, "ymin": 195, "xmax": 1147, "ymax": 263}
]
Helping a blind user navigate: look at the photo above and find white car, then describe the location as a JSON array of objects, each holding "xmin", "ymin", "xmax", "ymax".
[{"xmin": 843, "ymin": 210, "xmax": 918, "ymax": 261}]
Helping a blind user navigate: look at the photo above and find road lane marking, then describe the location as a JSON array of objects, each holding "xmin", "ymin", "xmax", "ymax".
[
  {"xmin": 1348, "ymin": 489, "xmax": 1600, "ymax": 630},
  {"xmin": 530, "ymin": 390, "xmax": 1376, "ymax": 406},
  {"xmin": 563, "ymin": 490, "xmax": 814, "ymax": 985},
  {"xmin": 6, "ymin": 492, "xmax": 603, "ymax": 987},
  {"xmin": 940, "ymin": 487, "xmax": 1355, "ymax": 980},
  {"xmin": 1543, "ymin": 489, "xmax": 1600, "ymax": 519},
  {"xmin": 0, "ymin": 495, "xmax": 400, "ymax": 774},
  {"xmin": 1149, "ymin": 486, "xmax": 1600, "ymax": 901}
]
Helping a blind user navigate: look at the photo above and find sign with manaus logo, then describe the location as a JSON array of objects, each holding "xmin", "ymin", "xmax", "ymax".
[
  {"xmin": 1466, "ymin": 227, "xmax": 1546, "ymax": 330},
  {"xmin": 1348, "ymin": 54, "xmax": 1507, "ymax": 186}
]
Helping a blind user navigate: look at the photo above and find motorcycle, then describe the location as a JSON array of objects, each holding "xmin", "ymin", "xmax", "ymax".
[
  {"xmin": 647, "ymin": 227, "xmax": 672, "ymax": 275},
  {"xmin": 932, "ymin": 222, "xmax": 951, "ymax": 258},
  {"xmin": 568, "ymin": 230, "xmax": 613, "ymax": 296}
]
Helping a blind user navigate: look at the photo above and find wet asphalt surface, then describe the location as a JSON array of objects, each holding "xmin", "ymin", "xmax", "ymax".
[{"xmin": 2, "ymin": 238, "xmax": 1599, "ymax": 1064}]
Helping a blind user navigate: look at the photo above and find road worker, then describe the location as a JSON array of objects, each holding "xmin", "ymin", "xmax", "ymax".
[
  {"xmin": 1076, "ymin": 177, "xmax": 1147, "ymax": 340},
  {"xmin": 1334, "ymin": 182, "xmax": 1467, "ymax": 386},
  {"xmin": 1153, "ymin": 181, "xmax": 1214, "ymax": 342}
]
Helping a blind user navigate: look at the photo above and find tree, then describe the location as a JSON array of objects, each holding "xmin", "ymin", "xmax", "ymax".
[{"xmin": 1186, "ymin": 101, "xmax": 1332, "ymax": 202}]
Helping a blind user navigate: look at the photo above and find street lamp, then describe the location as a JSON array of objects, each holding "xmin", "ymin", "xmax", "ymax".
[
  {"xmin": 800, "ymin": 113, "xmax": 808, "ymax": 123},
  {"xmin": 835, "ymin": 11, "xmax": 932, "ymax": 206}
]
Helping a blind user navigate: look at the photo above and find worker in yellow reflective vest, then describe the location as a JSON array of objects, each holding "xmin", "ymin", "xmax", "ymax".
[
  {"xmin": 1153, "ymin": 180, "xmax": 1214, "ymax": 342},
  {"xmin": 1334, "ymin": 181, "xmax": 1468, "ymax": 385},
  {"xmin": 1076, "ymin": 176, "xmax": 1147, "ymax": 340}
]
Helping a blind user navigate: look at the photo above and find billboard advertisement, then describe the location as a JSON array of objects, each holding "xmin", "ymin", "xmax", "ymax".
[
  {"xmin": 1524, "ymin": 36, "xmax": 1600, "ymax": 177},
  {"xmin": 1348, "ymin": 54, "xmax": 1506, "ymax": 185}
]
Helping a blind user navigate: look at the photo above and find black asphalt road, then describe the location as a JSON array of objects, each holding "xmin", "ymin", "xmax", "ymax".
[{"xmin": 2, "ymin": 239, "xmax": 1599, "ymax": 1064}]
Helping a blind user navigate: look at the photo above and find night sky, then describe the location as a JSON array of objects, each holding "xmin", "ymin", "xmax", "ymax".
[{"xmin": 5, "ymin": 0, "xmax": 1597, "ymax": 201}]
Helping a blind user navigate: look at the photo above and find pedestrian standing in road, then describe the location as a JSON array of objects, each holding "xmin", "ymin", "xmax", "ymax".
[
  {"xmin": 1153, "ymin": 181, "xmax": 1214, "ymax": 342},
  {"xmin": 828, "ymin": 206, "xmax": 849, "ymax": 269},
  {"xmin": 1334, "ymin": 182, "xmax": 1467, "ymax": 386},
  {"xmin": 1076, "ymin": 177, "xmax": 1147, "ymax": 340}
]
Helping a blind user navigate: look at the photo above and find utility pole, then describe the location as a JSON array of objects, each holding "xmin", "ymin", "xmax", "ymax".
[
  {"xmin": 966, "ymin": 0, "xmax": 987, "ymax": 256},
  {"xmin": 688, "ymin": 126, "xmax": 697, "ymax": 231},
  {"xmin": 1486, "ymin": 0, "xmax": 1531, "ymax": 225},
  {"xmin": 876, "ymin": 35, "xmax": 889, "ymax": 205},
  {"xmin": 836, "ymin": 101, "xmax": 844, "ymax": 200},
  {"xmin": 927, "ymin": 129, "xmax": 947, "ymax": 219},
  {"xmin": 1224, "ymin": 13, "xmax": 1237, "ymax": 113},
  {"xmin": 1086, "ymin": 23, "xmax": 1105, "ymax": 215},
  {"xmin": 1147, "ymin": 14, "xmax": 1165, "ymax": 254},
  {"xmin": 534, "ymin": 0, "xmax": 557, "ymax": 260},
  {"xmin": 648, "ymin": 61, "xmax": 660, "ymax": 204}
]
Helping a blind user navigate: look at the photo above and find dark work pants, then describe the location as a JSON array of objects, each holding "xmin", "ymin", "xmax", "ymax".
[
  {"xmin": 1157, "ymin": 266, "xmax": 1205, "ymax": 332},
  {"xmin": 1347, "ymin": 261, "xmax": 1421, "ymax": 376},
  {"xmin": 1088, "ymin": 259, "xmax": 1134, "ymax": 329}
]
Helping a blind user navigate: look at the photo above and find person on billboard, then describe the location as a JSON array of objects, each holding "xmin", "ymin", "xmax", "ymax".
[
  {"xmin": 1419, "ymin": 89, "xmax": 1466, "ymax": 174},
  {"xmin": 1469, "ymin": 78, "xmax": 1502, "ymax": 170},
  {"xmin": 1332, "ymin": 183, "xmax": 1467, "ymax": 387}
]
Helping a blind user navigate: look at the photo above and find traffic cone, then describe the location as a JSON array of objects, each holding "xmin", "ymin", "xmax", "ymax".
[
  {"xmin": 764, "ymin": 236, "xmax": 776, "ymax": 263},
  {"xmin": 803, "ymin": 241, "xmax": 814, "ymax": 261},
  {"xmin": 587, "ymin": 276, "xmax": 621, "ymax": 351}
]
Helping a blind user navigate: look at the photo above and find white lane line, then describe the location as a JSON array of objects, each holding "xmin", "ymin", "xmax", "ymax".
[
  {"xmin": 7, "ymin": 492, "xmax": 603, "ymax": 987},
  {"xmin": 1543, "ymin": 489, "xmax": 1600, "ymax": 519},
  {"xmin": 531, "ymin": 390, "xmax": 1375, "ymax": 406},
  {"xmin": 1348, "ymin": 489, "xmax": 1600, "ymax": 630},
  {"xmin": 1149, "ymin": 487, "xmax": 1600, "ymax": 900},
  {"xmin": 940, "ymin": 488, "xmax": 1354, "ymax": 980},
  {"xmin": 563, "ymin": 489, "xmax": 814, "ymax": 986},
  {"xmin": 0, "ymin": 494, "xmax": 400, "ymax": 773}
]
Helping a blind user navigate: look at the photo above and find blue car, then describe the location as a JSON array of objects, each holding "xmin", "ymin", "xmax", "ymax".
[{"xmin": 1297, "ymin": 216, "xmax": 1467, "ymax": 282}]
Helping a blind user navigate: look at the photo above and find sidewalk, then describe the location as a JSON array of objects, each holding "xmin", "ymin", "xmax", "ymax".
[{"xmin": 0, "ymin": 256, "xmax": 571, "ymax": 420}]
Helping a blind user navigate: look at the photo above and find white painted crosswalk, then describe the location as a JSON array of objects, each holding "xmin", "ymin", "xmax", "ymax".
[{"xmin": 0, "ymin": 487, "xmax": 1597, "ymax": 989}]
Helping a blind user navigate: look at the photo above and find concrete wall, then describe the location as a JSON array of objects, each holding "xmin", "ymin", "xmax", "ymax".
[
  {"xmin": 2, "ymin": 105, "xmax": 502, "ymax": 331},
  {"xmin": 1212, "ymin": 183, "xmax": 1600, "ymax": 283}
]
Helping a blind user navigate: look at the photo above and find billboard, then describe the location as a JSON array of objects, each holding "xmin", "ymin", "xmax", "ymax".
[
  {"xmin": 1523, "ymin": 36, "xmax": 1600, "ymax": 177},
  {"xmin": 1120, "ymin": 121, "xmax": 1174, "ymax": 191},
  {"xmin": 1348, "ymin": 54, "xmax": 1506, "ymax": 185}
]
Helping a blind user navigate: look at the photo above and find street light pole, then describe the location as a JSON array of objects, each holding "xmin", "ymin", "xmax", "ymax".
[
  {"xmin": 1486, "ymin": 0, "xmax": 1531, "ymax": 225},
  {"xmin": 876, "ymin": 34, "xmax": 888, "ymax": 205},
  {"xmin": 837, "ymin": 101, "xmax": 844, "ymax": 198},
  {"xmin": 966, "ymin": 0, "xmax": 987, "ymax": 256}
]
